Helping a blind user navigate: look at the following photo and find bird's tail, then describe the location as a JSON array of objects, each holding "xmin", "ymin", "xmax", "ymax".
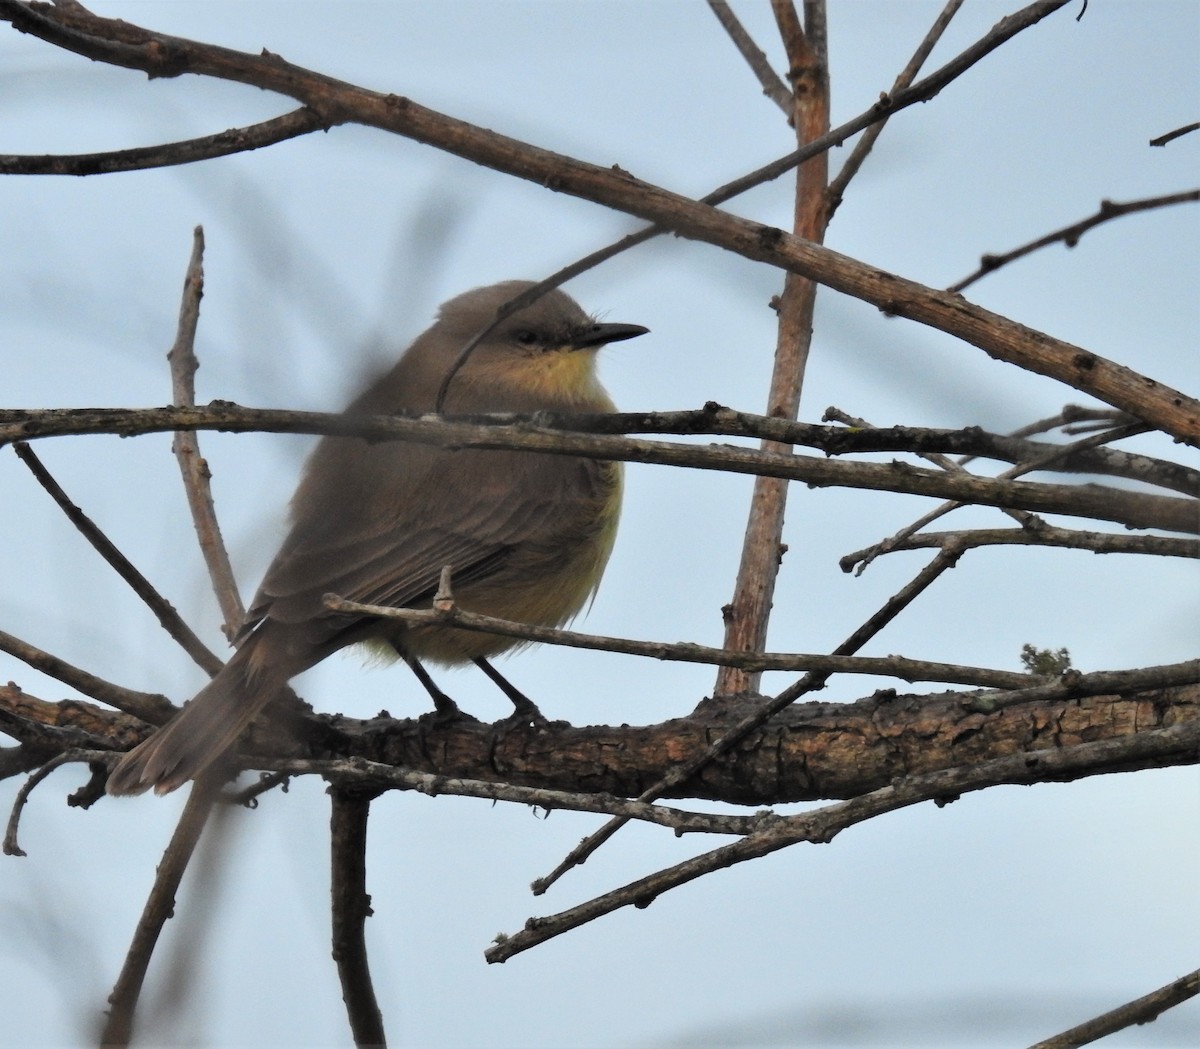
[{"xmin": 106, "ymin": 642, "xmax": 289, "ymax": 796}]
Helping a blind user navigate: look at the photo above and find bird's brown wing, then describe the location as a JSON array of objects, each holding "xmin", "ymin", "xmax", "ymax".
[{"xmin": 243, "ymin": 438, "xmax": 614, "ymax": 641}]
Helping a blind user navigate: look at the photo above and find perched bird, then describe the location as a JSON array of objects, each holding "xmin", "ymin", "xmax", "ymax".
[{"xmin": 107, "ymin": 281, "xmax": 647, "ymax": 795}]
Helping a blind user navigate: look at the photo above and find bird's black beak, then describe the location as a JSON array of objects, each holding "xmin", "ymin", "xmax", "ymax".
[{"xmin": 569, "ymin": 321, "xmax": 650, "ymax": 350}]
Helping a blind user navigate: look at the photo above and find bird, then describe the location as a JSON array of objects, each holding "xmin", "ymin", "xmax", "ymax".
[{"xmin": 106, "ymin": 280, "xmax": 648, "ymax": 795}]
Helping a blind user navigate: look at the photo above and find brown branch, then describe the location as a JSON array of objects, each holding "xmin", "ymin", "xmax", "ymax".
[
  {"xmin": 4, "ymin": 406, "xmax": 1195, "ymax": 533},
  {"xmin": 7, "ymin": 403, "xmax": 1195, "ymax": 493},
  {"xmin": 1149, "ymin": 122, "xmax": 1199, "ymax": 147},
  {"xmin": 848, "ymin": 419, "xmax": 1149, "ymax": 575},
  {"xmin": 102, "ymin": 773, "xmax": 222, "ymax": 1047},
  {"xmin": 949, "ymin": 190, "xmax": 1200, "ymax": 292},
  {"xmin": 706, "ymin": 1, "xmax": 792, "ymax": 114},
  {"xmin": 840, "ymin": 524, "xmax": 1198, "ymax": 564},
  {"xmin": 486, "ymin": 716, "xmax": 1200, "ymax": 962},
  {"xmin": 11, "ymin": 442, "xmax": 223, "ymax": 676},
  {"xmin": 330, "ymin": 789, "xmax": 387, "ymax": 1049},
  {"xmin": 717, "ymin": 0, "xmax": 830, "ymax": 697},
  {"xmin": 324, "ymin": 593, "xmax": 1036, "ymax": 690},
  {"xmin": 7, "ymin": 402, "xmax": 1192, "ymax": 486},
  {"xmin": 1027, "ymin": 967, "xmax": 1200, "ymax": 1049},
  {"xmin": 12, "ymin": 3, "xmax": 1188, "ymax": 444},
  {"xmin": 0, "ymin": 630, "xmax": 175, "ymax": 724},
  {"xmin": 5, "ymin": 750, "xmax": 77, "ymax": 855},
  {"xmin": 827, "ymin": 0, "xmax": 964, "ymax": 215},
  {"xmin": 10, "ymin": 675, "xmax": 1198, "ymax": 802},
  {"xmin": 168, "ymin": 227, "xmax": 245, "ymax": 637},
  {"xmin": 0, "ymin": 106, "xmax": 330, "ymax": 175}
]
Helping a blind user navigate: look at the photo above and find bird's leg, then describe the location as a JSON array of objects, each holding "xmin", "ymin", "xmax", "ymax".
[
  {"xmin": 473, "ymin": 657, "xmax": 546, "ymax": 726},
  {"xmin": 405, "ymin": 654, "xmax": 462, "ymax": 719}
]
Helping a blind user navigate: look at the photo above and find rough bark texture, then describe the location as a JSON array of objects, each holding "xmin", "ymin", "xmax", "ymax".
[{"xmin": 9, "ymin": 682, "xmax": 1194, "ymax": 805}]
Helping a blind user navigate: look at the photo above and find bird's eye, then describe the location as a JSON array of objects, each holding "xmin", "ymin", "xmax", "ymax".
[{"xmin": 512, "ymin": 329, "xmax": 540, "ymax": 347}]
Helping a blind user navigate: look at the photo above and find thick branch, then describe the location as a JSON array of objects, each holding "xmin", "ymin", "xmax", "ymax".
[{"xmin": 8, "ymin": 677, "xmax": 1197, "ymax": 804}]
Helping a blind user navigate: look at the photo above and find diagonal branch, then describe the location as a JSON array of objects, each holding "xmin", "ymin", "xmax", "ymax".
[
  {"xmin": 1027, "ymin": 967, "xmax": 1200, "ymax": 1049},
  {"xmin": 488, "ymin": 718, "xmax": 1200, "ymax": 961},
  {"xmin": 11, "ymin": 442, "xmax": 223, "ymax": 676},
  {"xmin": 949, "ymin": 189, "xmax": 1200, "ymax": 292},
  {"xmin": 706, "ymin": 1, "xmax": 792, "ymax": 114},
  {"xmin": 827, "ymin": 0, "xmax": 964, "ymax": 215}
]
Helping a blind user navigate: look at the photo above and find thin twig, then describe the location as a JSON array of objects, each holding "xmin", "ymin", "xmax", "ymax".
[
  {"xmin": 1149, "ymin": 122, "xmax": 1199, "ymax": 147},
  {"xmin": 827, "ymin": 0, "xmax": 964, "ymax": 216},
  {"xmin": 1027, "ymin": 967, "xmax": 1200, "ymax": 1049},
  {"xmin": 101, "ymin": 771, "xmax": 223, "ymax": 1047},
  {"xmin": 0, "ymin": 107, "xmax": 330, "ymax": 175},
  {"xmin": 168, "ymin": 226, "xmax": 245, "ymax": 637},
  {"xmin": 330, "ymin": 789, "xmax": 387, "ymax": 1049},
  {"xmin": 0, "ymin": 628, "xmax": 174, "ymax": 724},
  {"xmin": 489, "ymin": 719, "xmax": 1200, "ymax": 962},
  {"xmin": 840, "ymin": 525, "xmax": 1198, "ymax": 563},
  {"xmin": 706, "ymin": 1, "xmax": 792, "ymax": 114},
  {"xmin": 949, "ymin": 190, "xmax": 1200, "ymax": 292},
  {"xmin": 271, "ymin": 758, "xmax": 761, "ymax": 834},
  {"xmin": 4, "ymin": 750, "xmax": 87, "ymax": 856},
  {"xmin": 845, "ymin": 418, "xmax": 1150, "ymax": 575},
  {"xmin": 12, "ymin": 442, "xmax": 223, "ymax": 675},
  {"xmin": 323, "ymin": 593, "xmax": 1033, "ymax": 690}
]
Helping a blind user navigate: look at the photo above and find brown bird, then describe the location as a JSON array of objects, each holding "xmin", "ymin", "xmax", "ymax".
[{"xmin": 107, "ymin": 281, "xmax": 647, "ymax": 795}]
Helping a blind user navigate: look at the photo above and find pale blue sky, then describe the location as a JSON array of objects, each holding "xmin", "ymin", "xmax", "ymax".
[{"xmin": 2, "ymin": 3, "xmax": 1197, "ymax": 1047}]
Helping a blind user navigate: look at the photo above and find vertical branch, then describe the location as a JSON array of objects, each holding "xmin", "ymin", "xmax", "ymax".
[
  {"xmin": 330, "ymin": 789, "xmax": 387, "ymax": 1049},
  {"xmin": 169, "ymin": 226, "xmax": 245, "ymax": 639},
  {"xmin": 715, "ymin": 1, "xmax": 830, "ymax": 697}
]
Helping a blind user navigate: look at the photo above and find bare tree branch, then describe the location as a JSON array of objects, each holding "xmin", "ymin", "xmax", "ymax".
[
  {"xmin": 1027, "ymin": 967, "xmax": 1200, "ymax": 1049},
  {"xmin": 323, "ymin": 593, "xmax": 1036, "ymax": 690},
  {"xmin": 102, "ymin": 774, "xmax": 222, "ymax": 1047},
  {"xmin": 1150, "ymin": 122, "xmax": 1199, "ymax": 147},
  {"xmin": 11, "ymin": 442, "xmax": 223, "ymax": 676},
  {"xmin": 168, "ymin": 228, "xmax": 245, "ymax": 637},
  {"xmin": 330, "ymin": 789, "xmax": 387, "ymax": 1049},
  {"xmin": 4, "ymin": 406, "xmax": 1194, "ymax": 533},
  {"xmin": 717, "ymin": 0, "xmax": 830, "ymax": 697},
  {"xmin": 488, "ymin": 718, "xmax": 1200, "ymax": 962},
  {"xmin": 706, "ymin": 1, "xmax": 792, "ymax": 114},
  {"xmin": 0, "ymin": 107, "xmax": 329, "ymax": 175},
  {"xmin": 0, "ymin": 629, "xmax": 174, "ymax": 724},
  {"xmin": 840, "ymin": 524, "xmax": 1198, "ymax": 564},
  {"xmin": 827, "ymin": 0, "xmax": 964, "ymax": 215},
  {"xmin": 949, "ymin": 190, "xmax": 1200, "ymax": 292}
]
